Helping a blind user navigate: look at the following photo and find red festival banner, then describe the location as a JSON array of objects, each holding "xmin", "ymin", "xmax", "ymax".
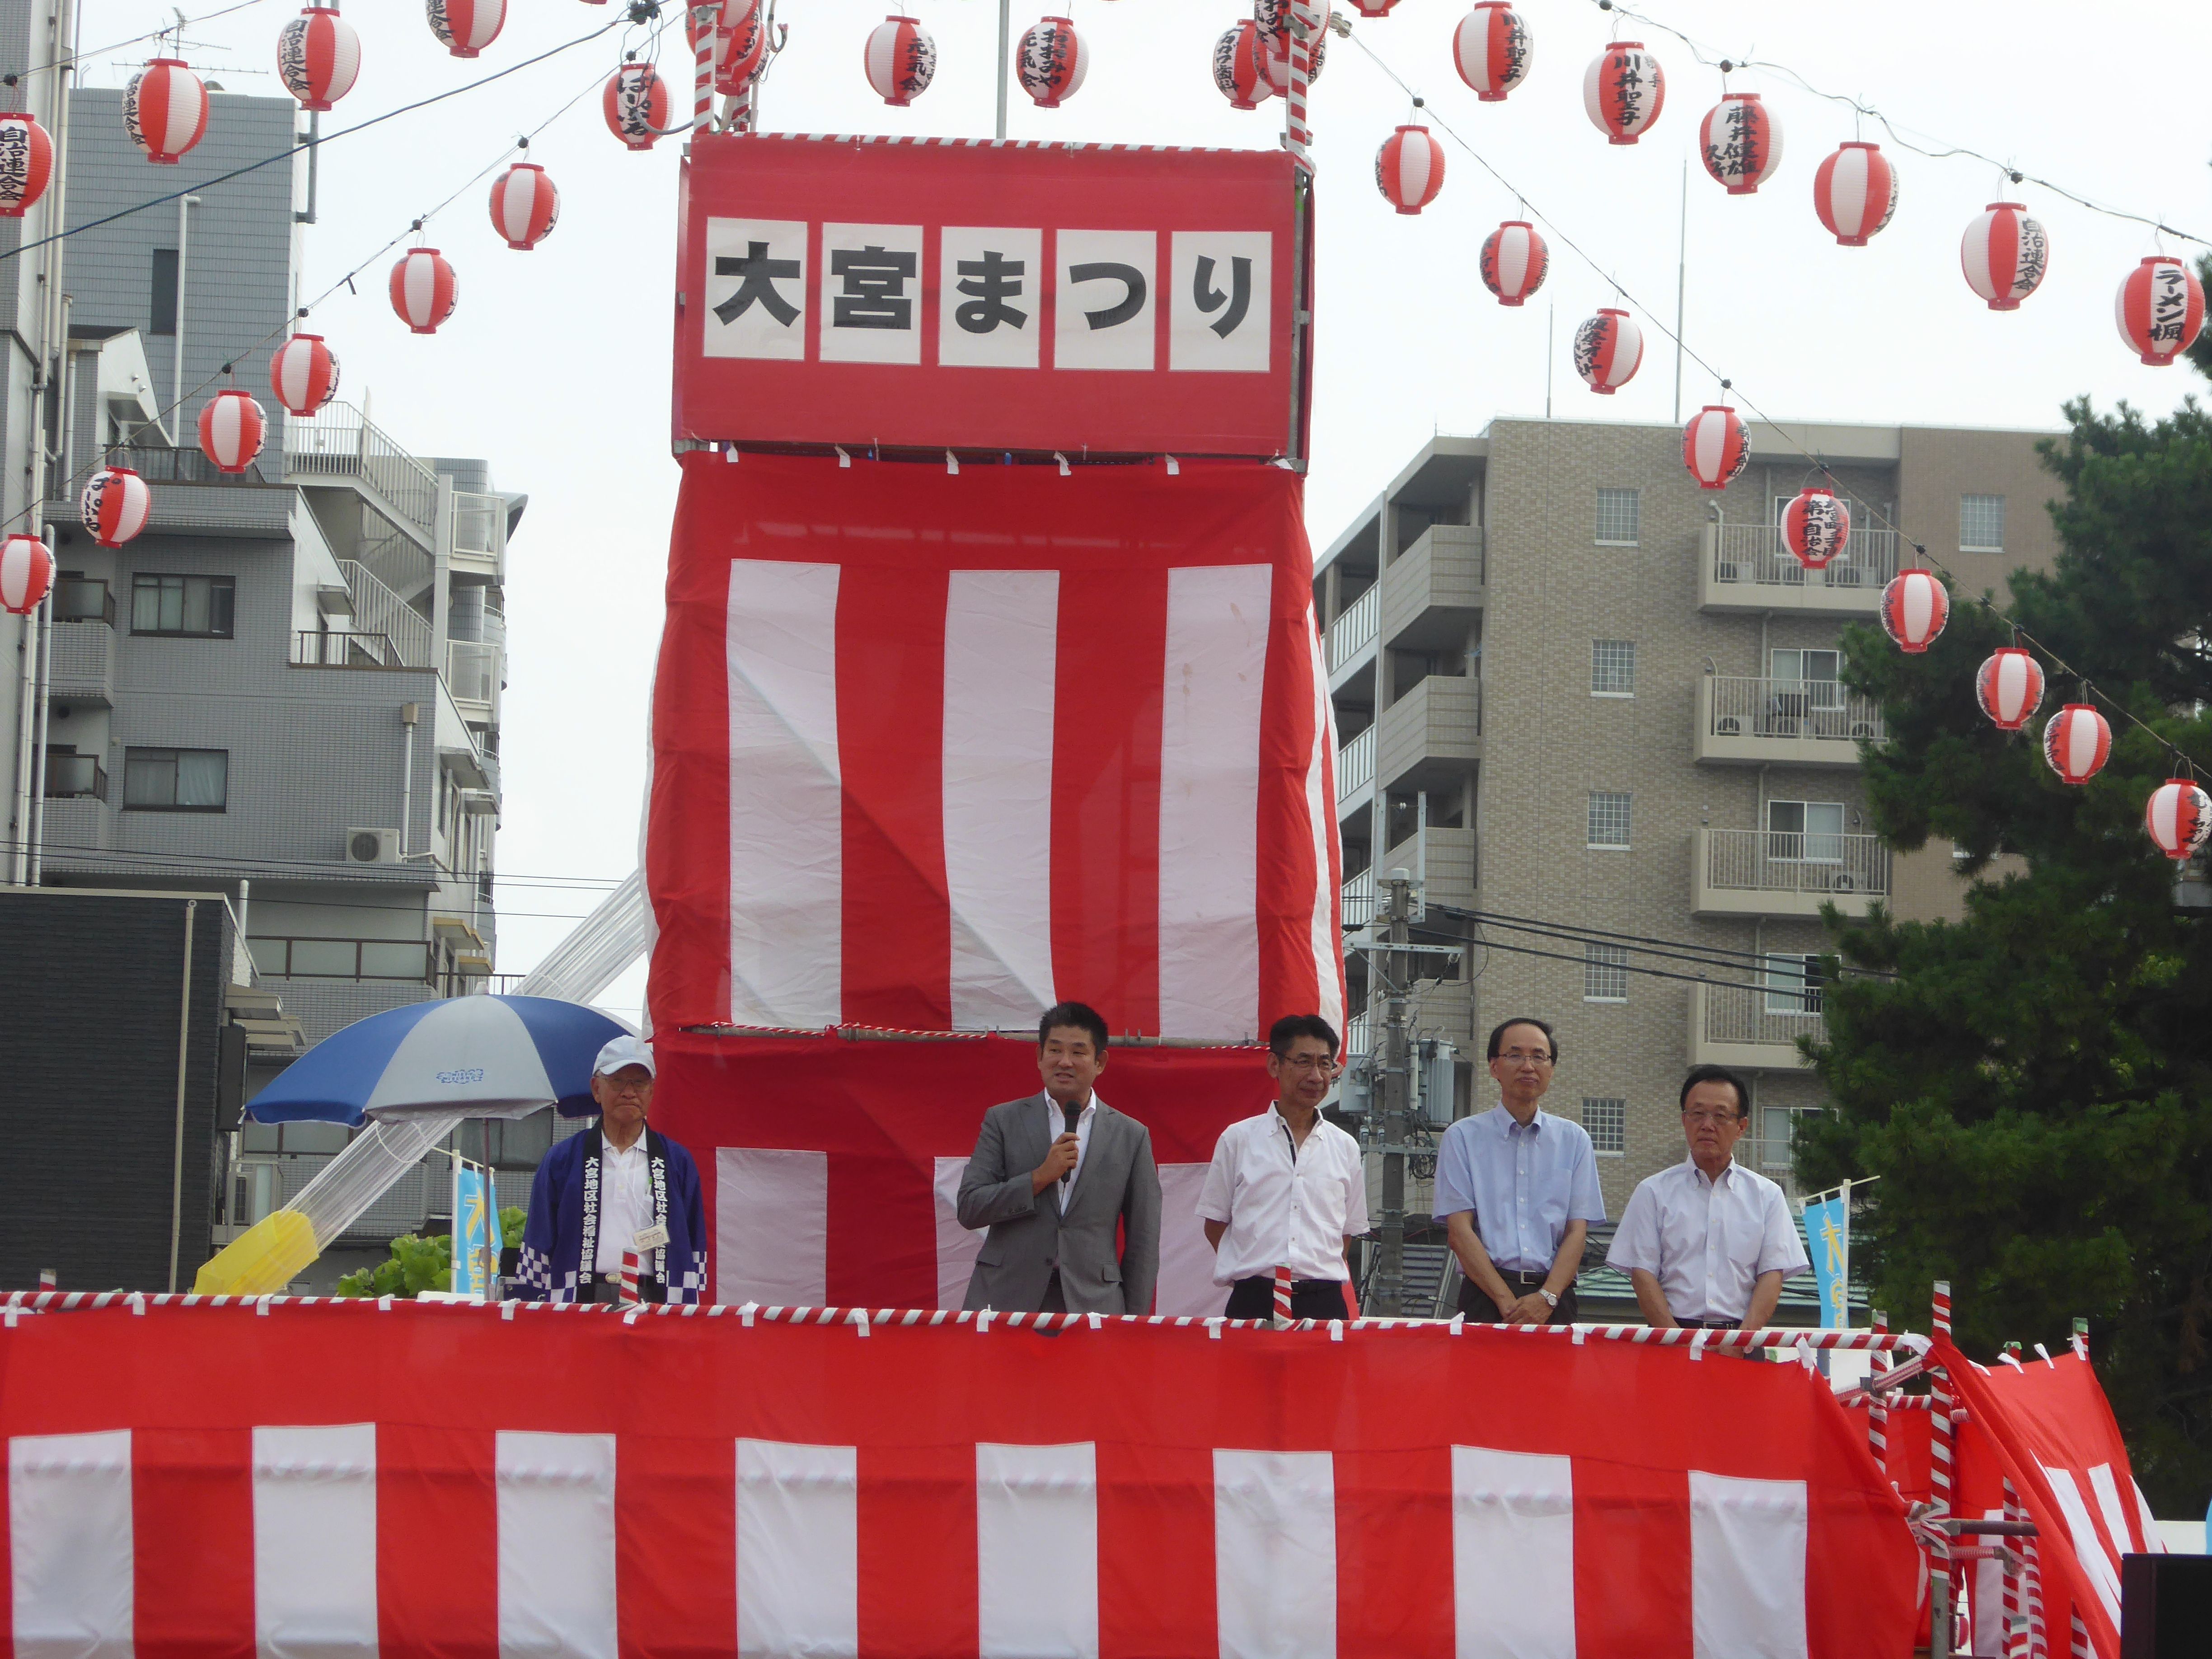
[
  {"xmin": 0, "ymin": 1300, "xmax": 1920, "ymax": 1658},
  {"xmin": 672, "ymin": 135, "xmax": 1309, "ymax": 458}
]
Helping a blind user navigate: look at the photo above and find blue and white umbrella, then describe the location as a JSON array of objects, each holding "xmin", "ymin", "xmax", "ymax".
[{"xmin": 246, "ymin": 995, "xmax": 635, "ymax": 1125}]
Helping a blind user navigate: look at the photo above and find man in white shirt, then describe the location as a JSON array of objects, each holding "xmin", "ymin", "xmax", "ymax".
[
  {"xmin": 1197, "ymin": 1014, "xmax": 1369, "ymax": 1322},
  {"xmin": 1606, "ymin": 1064, "xmax": 1809, "ymax": 1330}
]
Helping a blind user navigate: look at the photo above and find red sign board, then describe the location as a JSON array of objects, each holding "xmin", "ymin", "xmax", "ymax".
[{"xmin": 673, "ymin": 134, "xmax": 1309, "ymax": 458}]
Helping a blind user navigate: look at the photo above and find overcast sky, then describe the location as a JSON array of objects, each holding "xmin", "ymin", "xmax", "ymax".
[{"xmin": 82, "ymin": 0, "xmax": 2212, "ymax": 1016}]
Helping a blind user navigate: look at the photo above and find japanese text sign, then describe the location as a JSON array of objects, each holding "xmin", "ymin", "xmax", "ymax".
[{"xmin": 674, "ymin": 135, "xmax": 1308, "ymax": 457}]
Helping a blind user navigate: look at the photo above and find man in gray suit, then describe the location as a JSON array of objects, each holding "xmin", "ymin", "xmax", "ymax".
[{"xmin": 957, "ymin": 1002, "xmax": 1162, "ymax": 1314}]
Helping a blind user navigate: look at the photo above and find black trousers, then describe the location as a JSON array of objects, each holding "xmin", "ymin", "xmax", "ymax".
[
  {"xmin": 1226, "ymin": 1276, "xmax": 1349, "ymax": 1322},
  {"xmin": 1457, "ymin": 1270, "xmax": 1578, "ymax": 1325}
]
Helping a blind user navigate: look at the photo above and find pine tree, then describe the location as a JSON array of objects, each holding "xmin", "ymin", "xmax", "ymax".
[{"xmin": 1802, "ymin": 391, "xmax": 2212, "ymax": 1510}]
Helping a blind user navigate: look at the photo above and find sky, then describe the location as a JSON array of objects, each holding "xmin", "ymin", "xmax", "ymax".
[{"xmin": 76, "ymin": 0, "xmax": 2212, "ymax": 1017}]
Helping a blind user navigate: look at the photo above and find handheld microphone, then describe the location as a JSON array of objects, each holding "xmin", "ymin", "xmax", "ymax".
[{"xmin": 1062, "ymin": 1101, "xmax": 1081, "ymax": 1186}]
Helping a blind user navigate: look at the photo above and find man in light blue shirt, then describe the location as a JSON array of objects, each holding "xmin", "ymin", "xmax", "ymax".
[{"xmin": 1433, "ymin": 1017, "xmax": 1607, "ymax": 1323}]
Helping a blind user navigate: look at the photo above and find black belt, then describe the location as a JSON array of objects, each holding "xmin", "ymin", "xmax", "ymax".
[
  {"xmin": 582, "ymin": 1274, "xmax": 666, "ymax": 1305},
  {"xmin": 1676, "ymin": 1317, "xmax": 1742, "ymax": 1330}
]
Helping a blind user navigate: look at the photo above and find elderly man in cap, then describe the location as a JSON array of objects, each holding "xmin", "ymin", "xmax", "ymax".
[{"xmin": 515, "ymin": 1036, "xmax": 707, "ymax": 1304}]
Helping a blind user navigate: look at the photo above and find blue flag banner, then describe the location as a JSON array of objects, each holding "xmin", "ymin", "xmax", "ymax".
[
  {"xmin": 454, "ymin": 1165, "xmax": 500, "ymax": 1300},
  {"xmin": 1804, "ymin": 1190, "xmax": 1850, "ymax": 1331}
]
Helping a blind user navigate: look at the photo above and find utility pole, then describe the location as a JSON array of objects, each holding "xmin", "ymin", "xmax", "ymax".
[
  {"xmin": 995, "ymin": 0, "xmax": 1011, "ymax": 141},
  {"xmin": 1373, "ymin": 867, "xmax": 1413, "ymax": 1315}
]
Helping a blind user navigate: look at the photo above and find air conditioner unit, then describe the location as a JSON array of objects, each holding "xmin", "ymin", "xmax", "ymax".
[
  {"xmin": 1715, "ymin": 717, "xmax": 1743, "ymax": 736},
  {"xmin": 1850, "ymin": 721, "xmax": 1878, "ymax": 739},
  {"xmin": 1832, "ymin": 873, "xmax": 1856, "ymax": 893},
  {"xmin": 1715, "ymin": 563, "xmax": 1740, "ymax": 582},
  {"xmin": 346, "ymin": 828, "xmax": 402, "ymax": 865}
]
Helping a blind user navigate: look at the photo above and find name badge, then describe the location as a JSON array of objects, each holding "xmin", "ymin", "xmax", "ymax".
[{"xmin": 632, "ymin": 1223, "xmax": 670, "ymax": 1251}]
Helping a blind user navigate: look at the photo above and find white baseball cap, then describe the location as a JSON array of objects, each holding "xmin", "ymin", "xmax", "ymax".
[{"xmin": 592, "ymin": 1035, "xmax": 656, "ymax": 1078}]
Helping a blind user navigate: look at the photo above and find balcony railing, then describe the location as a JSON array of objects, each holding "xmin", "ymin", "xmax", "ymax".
[
  {"xmin": 1337, "ymin": 726, "xmax": 1375, "ymax": 802},
  {"xmin": 117, "ymin": 444, "xmax": 276, "ymax": 487},
  {"xmin": 1712, "ymin": 523, "xmax": 1900, "ymax": 590},
  {"xmin": 336, "ymin": 559, "xmax": 433, "ymax": 668},
  {"xmin": 284, "ymin": 400, "xmax": 440, "ymax": 541},
  {"xmin": 1341, "ymin": 868, "xmax": 1377, "ymax": 930},
  {"xmin": 42, "ymin": 754, "xmax": 104, "ymax": 799},
  {"xmin": 292, "ymin": 629, "xmax": 414, "ymax": 668},
  {"xmin": 248, "ymin": 937, "xmax": 433, "ymax": 983},
  {"xmin": 1701, "ymin": 982, "xmax": 1827, "ymax": 1049},
  {"xmin": 453, "ymin": 492, "xmax": 507, "ymax": 560},
  {"xmin": 1706, "ymin": 677, "xmax": 1886, "ymax": 745},
  {"xmin": 53, "ymin": 578, "xmax": 114, "ymax": 625},
  {"xmin": 446, "ymin": 639, "xmax": 502, "ymax": 709},
  {"xmin": 1328, "ymin": 584, "xmax": 1378, "ymax": 670},
  {"xmin": 1704, "ymin": 829, "xmax": 1891, "ymax": 898}
]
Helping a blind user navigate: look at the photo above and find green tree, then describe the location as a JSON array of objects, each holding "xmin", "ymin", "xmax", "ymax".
[{"xmin": 1801, "ymin": 394, "xmax": 2212, "ymax": 1512}]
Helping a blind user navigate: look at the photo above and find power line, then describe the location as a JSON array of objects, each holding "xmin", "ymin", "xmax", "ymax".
[{"xmin": 0, "ymin": 834, "xmax": 624, "ymax": 890}]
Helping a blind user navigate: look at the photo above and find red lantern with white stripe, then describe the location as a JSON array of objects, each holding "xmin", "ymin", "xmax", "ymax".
[
  {"xmin": 1213, "ymin": 20, "xmax": 1273, "ymax": 110},
  {"xmin": 1813, "ymin": 141, "xmax": 1898, "ymax": 246},
  {"xmin": 2116, "ymin": 255, "xmax": 2205, "ymax": 366},
  {"xmin": 1260, "ymin": 14, "xmax": 1327, "ymax": 99},
  {"xmin": 1782, "ymin": 487, "xmax": 1851, "ymax": 570},
  {"xmin": 717, "ymin": 0, "xmax": 769, "ymax": 95},
  {"xmin": 1698, "ymin": 92, "xmax": 1781, "ymax": 195},
  {"xmin": 864, "ymin": 15, "xmax": 936, "ymax": 106},
  {"xmin": 389, "ymin": 249, "xmax": 458, "ymax": 335},
  {"xmin": 276, "ymin": 8, "xmax": 360, "ymax": 112},
  {"xmin": 123, "ymin": 59, "xmax": 208, "ymax": 165},
  {"xmin": 1374, "ymin": 125, "xmax": 1445, "ymax": 216},
  {"xmin": 1974, "ymin": 647, "xmax": 2046, "ymax": 731},
  {"xmin": 1682, "ymin": 405, "xmax": 1748, "ymax": 492},
  {"xmin": 197, "ymin": 389, "xmax": 267, "ymax": 475},
  {"xmin": 1879, "ymin": 569, "xmax": 1950, "ymax": 654},
  {"xmin": 0, "ymin": 113, "xmax": 54, "ymax": 218},
  {"xmin": 81, "ymin": 467, "xmax": 151, "ymax": 548},
  {"xmin": 1348, "ymin": 0, "xmax": 1399, "ymax": 14},
  {"xmin": 2043, "ymin": 703, "xmax": 2111, "ymax": 785},
  {"xmin": 488, "ymin": 163, "xmax": 558, "ymax": 251},
  {"xmin": 2145, "ymin": 778, "xmax": 2212, "ymax": 862},
  {"xmin": 603, "ymin": 64, "xmax": 669, "ymax": 150},
  {"xmin": 427, "ymin": 0, "xmax": 503, "ymax": 60},
  {"xmin": 1453, "ymin": 4, "xmax": 1531, "ymax": 103},
  {"xmin": 1961, "ymin": 202, "xmax": 2049, "ymax": 312},
  {"xmin": 269, "ymin": 333, "xmax": 338, "ymax": 416},
  {"xmin": 0, "ymin": 534, "xmax": 51, "ymax": 615},
  {"xmin": 1573, "ymin": 308, "xmax": 1642, "ymax": 394},
  {"xmin": 1479, "ymin": 220, "xmax": 1547, "ymax": 306},
  {"xmin": 1017, "ymin": 16, "xmax": 1086, "ymax": 108},
  {"xmin": 1584, "ymin": 41, "xmax": 1664, "ymax": 145}
]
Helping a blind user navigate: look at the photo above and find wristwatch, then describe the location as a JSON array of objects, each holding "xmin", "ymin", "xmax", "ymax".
[{"xmin": 1538, "ymin": 1289, "xmax": 1559, "ymax": 1308}]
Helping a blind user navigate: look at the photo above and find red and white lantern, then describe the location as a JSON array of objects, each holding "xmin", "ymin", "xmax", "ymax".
[
  {"xmin": 603, "ymin": 64, "xmax": 669, "ymax": 150},
  {"xmin": 2043, "ymin": 704, "xmax": 2112, "ymax": 785},
  {"xmin": 1698, "ymin": 92, "xmax": 1781, "ymax": 195},
  {"xmin": 716, "ymin": 0, "xmax": 769, "ymax": 95},
  {"xmin": 1584, "ymin": 41, "xmax": 1664, "ymax": 145},
  {"xmin": 1961, "ymin": 202, "xmax": 2049, "ymax": 312},
  {"xmin": 1017, "ymin": 16, "xmax": 1086, "ymax": 108},
  {"xmin": 1682, "ymin": 405, "xmax": 1749, "ymax": 492},
  {"xmin": 1348, "ymin": 0, "xmax": 1399, "ymax": 14},
  {"xmin": 0, "ymin": 534, "xmax": 52, "ymax": 616},
  {"xmin": 1573, "ymin": 308, "xmax": 1643, "ymax": 394},
  {"xmin": 1782, "ymin": 487, "xmax": 1851, "ymax": 570},
  {"xmin": 2145, "ymin": 778, "xmax": 2212, "ymax": 862},
  {"xmin": 276, "ymin": 8, "xmax": 361, "ymax": 112},
  {"xmin": 1213, "ymin": 20, "xmax": 1273, "ymax": 110},
  {"xmin": 488, "ymin": 163, "xmax": 558, "ymax": 251},
  {"xmin": 269, "ymin": 333, "xmax": 338, "ymax": 416},
  {"xmin": 1374, "ymin": 125, "xmax": 1445, "ymax": 216},
  {"xmin": 197, "ymin": 389, "xmax": 267, "ymax": 475},
  {"xmin": 2116, "ymin": 255, "xmax": 2205, "ymax": 366},
  {"xmin": 81, "ymin": 467, "xmax": 152, "ymax": 548},
  {"xmin": 427, "ymin": 0, "xmax": 504, "ymax": 60},
  {"xmin": 1879, "ymin": 570, "xmax": 1950, "ymax": 654},
  {"xmin": 1479, "ymin": 220, "xmax": 1547, "ymax": 306},
  {"xmin": 123, "ymin": 59, "xmax": 208, "ymax": 165},
  {"xmin": 389, "ymin": 249, "xmax": 458, "ymax": 335},
  {"xmin": 0, "ymin": 113, "xmax": 54, "ymax": 218},
  {"xmin": 1261, "ymin": 14, "xmax": 1327, "ymax": 98},
  {"xmin": 1453, "ymin": 4, "xmax": 1531, "ymax": 103},
  {"xmin": 1813, "ymin": 141, "xmax": 1898, "ymax": 246},
  {"xmin": 1974, "ymin": 647, "xmax": 2046, "ymax": 731},
  {"xmin": 864, "ymin": 15, "xmax": 936, "ymax": 106}
]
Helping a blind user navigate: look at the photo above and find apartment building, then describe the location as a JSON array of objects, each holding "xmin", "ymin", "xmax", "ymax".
[{"xmin": 1319, "ymin": 418, "xmax": 2061, "ymax": 1217}]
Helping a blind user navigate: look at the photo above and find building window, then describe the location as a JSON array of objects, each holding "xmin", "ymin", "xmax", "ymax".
[
  {"xmin": 1595, "ymin": 488, "xmax": 1640, "ymax": 545},
  {"xmin": 150, "ymin": 248, "xmax": 179, "ymax": 336},
  {"xmin": 131, "ymin": 574, "xmax": 234, "ymax": 638},
  {"xmin": 122, "ymin": 746, "xmax": 228, "ymax": 811},
  {"xmin": 1587, "ymin": 791, "xmax": 1631, "ymax": 848},
  {"xmin": 1766, "ymin": 800, "xmax": 1845, "ymax": 862},
  {"xmin": 1581, "ymin": 1096, "xmax": 1626, "ymax": 1155},
  {"xmin": 1591, "ymin": 639, "xmax": 1636, "ymax": 696},
  {"xmin": 1961, "ymin": 493, "xmax": 2006, "ymax": 553},
  {"xmin": 1769, "ymin": 647, "xmax": 1844, "ymax": 714},
  {"xmin": 1584, "ymin": 943, "xmax": 1629, "ymax": 1003},
  {"xmin": 1764, "ymin": 952, "xmax": 1828, "ymax": 1015}
]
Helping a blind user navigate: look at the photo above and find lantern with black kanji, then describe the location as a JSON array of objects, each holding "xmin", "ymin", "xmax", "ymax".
[
  {"xmin": 276, "ymin": 7, "xmax": 361, "ymax": 112},
  {"xmin": 270, "ymin": 333, "xmax": 338, "ymax": 416},
  {"xmin": 865, "ymin": 15, "xmax": 936, "ymax": 106},
  {"xmin": 1682, "ymin": 405, "xmax": 1748, "ymax": 492},
  {"xmin": 1017, "ymin": 16, "xmax": 1085, "ymax": 108},
  {"xmin": 2043, "ymin": 703, "xmax": 2111, "ymax": 785},
  {"xmin": 81, "ymin": 467, "xmax": 151, "ymax": 548},
  {"xmin": 1213, "ymin": 20, "xmax": 1272, "ymax": 109},
  {"xmin": 1813, "ymin": 141, "xmax": 1897, "ymax": 246},
  {"xmin": 1261, "ymin": 14, "xmax": 1327, "ymax": 98},
  {"xmin": 1479, "ymin": 220, "xmax": 1546, "ymax": 306},
  {"xmin": 1584, "ymin": 41, "xmax": 1663, "ymax": 145},
  {"xmin": 0, "ymin": 112, "xmax": 53, "ymax": 218},
  {"xmin": 1573, "ymin": 308, "xmax": 1642, "ymax": 394},
  {"xmin": 715, "ymin": 0, "xmax": 769, "ymax": 94},
  {"xmin": 1975, "ymin": 647, "xmax": 2046, "ymax": 731},
  {"xmin": 604, "ymin": 64, "xmax": 669, "ymax": 150},
  {"xmin": 2116, "ymin": 256, "xmax": 2206, "ymax": 366},
  {"xmin": 1453, "ymin": 3, "xmax": 1530, "ymax": 103},
  {"xmin": 2145, "ymin": 778, "xmax": 2212, "ymax": 861},
  {"xmin": 1880, "ymin": 569, "xmax": 1950, "ymax": 653},
  {"xmin": 124, "ymin": 59, "xmax": 208, "ymax": 164},
  {"xmin": 1374, "ymin": 125, "xmax": 1445, "ymax": 216},
  {"xmin": 1962, "ymin": 202, "xmax": 2048, "ymax": 311},
  {"xmin": 1698, "ymin": 91, "xmax": 1781, "ymax": 194},
  {"xmin": 488, "ymin": 163, "xmax": 558, "ymax": 251},
  {"xmin": 198, "ymin": 389, "xmax": 267, "ymax": 475},
  {"xmin": 390, "ymin": 248, "xmax": 458, "ymax": 335},
  {"xmin": 0, "ymin": 533, "xmax": 51, "ymax": 615},
  {"xmin": 1782, "ymin": 487, "xmax": 1851, "ymax": 570},
  {"xmin": 427, "ymin": 0, "xmax": 504, "ymax": 60}
]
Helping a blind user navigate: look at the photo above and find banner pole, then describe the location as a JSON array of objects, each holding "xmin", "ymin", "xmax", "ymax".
[{"xmin": 995, "ymin": 0, "xmax": 1009, "ymax": 141}]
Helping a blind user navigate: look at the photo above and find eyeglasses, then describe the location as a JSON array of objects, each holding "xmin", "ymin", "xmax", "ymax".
[
  {"xmin": 1682, "ymin": 1109, "xmax": 1742, "ymax": 1126},
  {"xmin": 600, "ymin": 1075, "xmax": 653, "ymax": 1096},
  {"xmin": 1279, "ymin": 1054, "xmax": 1337, "ymax": 1073},
  {"xmin": 1496, "ymin": 1050, "xmax": 1554, "ymax": 1067}
]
